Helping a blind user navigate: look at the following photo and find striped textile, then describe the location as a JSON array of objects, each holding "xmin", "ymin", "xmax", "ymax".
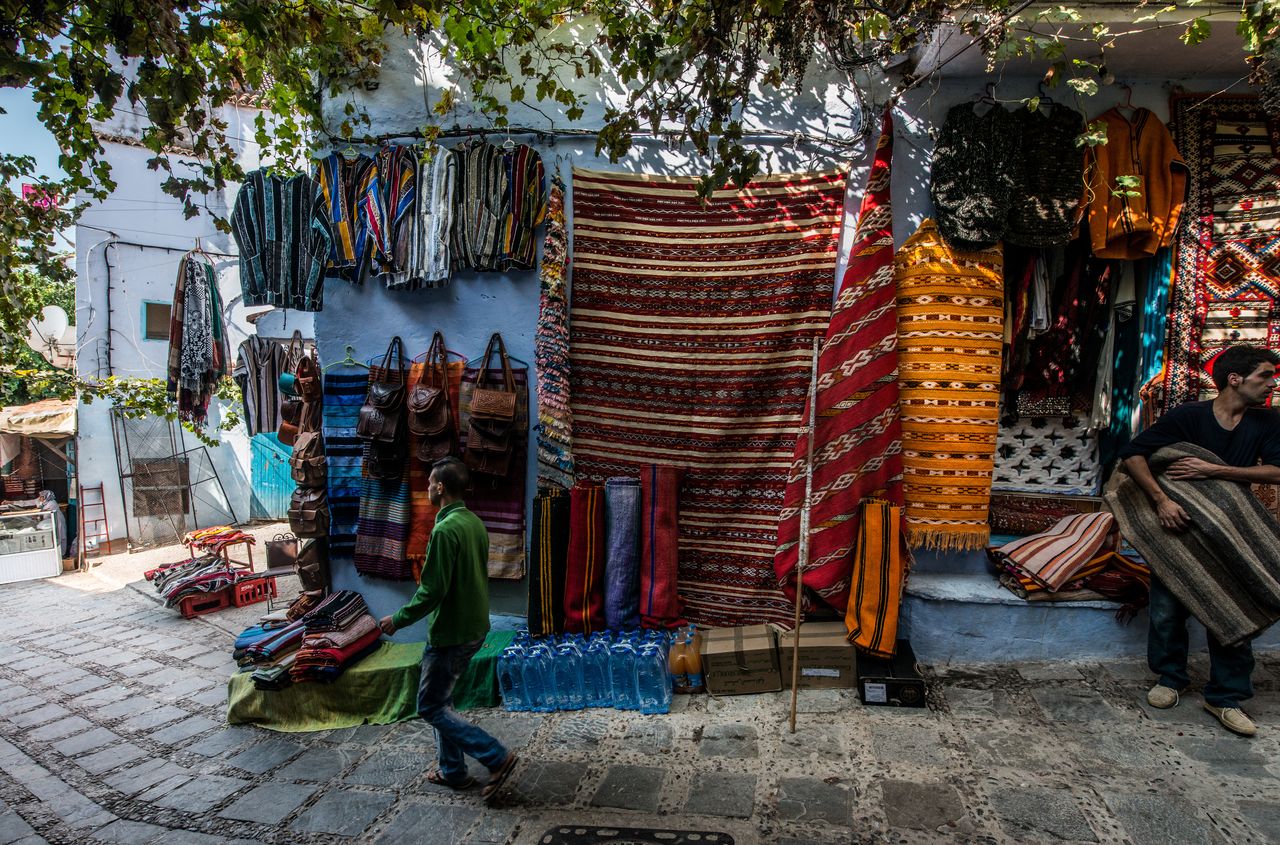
[
  {"xmin": 451, "ymin": 140, "xmax": 505, "ymax": 271},
  {"xmin": 775, "ymin": 109, "xmax": 904, "ymax": 614},
  {"xmin": 500, "ymin": 144, "xmax": 548, "ymax": 271},
  {"xmin": 322, "ymin": 369, "xmax": 368, "ymax": 556},
  {"xmin": 315, "ymin": 153, "xmax": 377, "ymax": 284},
  {"xmin": 564, "ymin": 483, "xmax": 606, "ymax": 634},
  {"xmin": 894, "ymin": 218, "xmax": 1004, "ymax": 550},
  {"xmin": 535, "ymin": 182, "xmax": 575, "ymax": 489},
  {"xmin": 844, "ymin": 499, "xmax": 905, "ymax": 658},
  {"xmin": 528, "ymin": 489, "xmax": 570, "ymax": 636},
  {"xmin": 230, "ymin": 170, "xmax": 333, "ymax": 311},
  {"xmin": 371, "ymin": 144, "xmax": 419, "ymax": 290},
  {"xmin": 1106, "ymin": 442, "xmax": 1280, "ymax": 645},
  {"xmin": 603, "ymin": 477, "xmax": 642, "ymax": 630},
  {"xmin": 406, "ymin": 358, "xmax": 465, "ymax": 570},
  {"xmin": 459, "ymin": 366, "xmax": 529, "ymax": 579},
  {"xmin": 991, "ymin": 552, "xmax": 1113, "ymax": 596},
  {"xmin": 353, "ymin": 366, "xmax": 413, "ymax": 581},
  {"xmin": 412, "ymin": 148, "xmax": 456, "ymax": 287},
  {"xmin": 640, "ymin": 464, "xmax": 685, "ymax": 628},
  {"xmin": 569, "ymin": 166, "xmax": 847, "ymax": 627},
  {"xmin": 989, "ymin": 511, "xmax": 1116, "ymax": 591},
  {"xmin": 233, "ymin": 336, "xmax": 288, "ymax": 437}
]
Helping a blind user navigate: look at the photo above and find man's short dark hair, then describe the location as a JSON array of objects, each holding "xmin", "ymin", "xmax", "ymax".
[
  {"xmin": 430, "ymin": 457, "xmax": 470, "ymax": 496},
  {"xmin": 1211, "ymin": 345, "xmax": 1280, "ymax": 389}
]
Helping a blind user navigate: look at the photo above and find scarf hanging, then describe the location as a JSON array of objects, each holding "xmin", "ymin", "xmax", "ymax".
[
  {"xmin": 459, "ymin": 365, "xmax": 529, "ymax": 579},
  {"xmin": 167, "ymin": 253, "xmax": 229, "ymax": 423},
  {"xmin": 894, "ymin": 218, "xmax": 1004, "ymax": 550},
  {"xmin": 774, "ymin": 109, "xmax": 904, "ymax": 614},
  {"xmin": 528, "ymin": 489, "xmax": 570, "ymax": 636},
  {"xmin": 322, "ymin": 367, "xmax": 368, "ymax": 557},
  {"xmin": 639, "ymin": 465, "xmax": 684, "ymax": 628},
  {"xmin": 844, "ymin": 499, "xmax": 906, "ymax": 659},
  {"xmin": 406, "ymin": 358, "xmax": 466, "ymax": 572},
  {"xmin": 535, "ymin": 181, "xmax": 575, "ymax": 489},
  {"xmin": 564, "ymin": 482, "xmax": 606, "ymax": 634},
  {"xmin": 353, "ymin": 365, "xmax": 413, "ymax": 580},
  {"xmin": 603, "ymin": 477, "xmax": 642, "ymax": 630}
]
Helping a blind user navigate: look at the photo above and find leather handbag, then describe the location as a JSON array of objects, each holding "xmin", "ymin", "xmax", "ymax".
[
  {"xmin": 289, "ymin": 430, "xmax": 327, "ymax": 487},
  {"xmin": 356, "ymin": 337, "xmax": 407, "ymax": 443},
  {"xmin": 278, "ymin": 418, "xmax": 299, "ymax": 448},
  {"xmin": 295, "ymin": 351, "xmax": 322, "ymax": 403},
  {"xmin": 265, "ymin": 532, "xmax": 298, "ymax": 571},
  {"xmin": 278, "ymin": 330, "xmax": 304, "ymax": 397},
  {"xmin": 366, "ymin": 439, "xmax": 406, "ymax": 480},
  {"xmin": 464, "ymin": 332, "xmax": 518, "ymax": 477},
  {"xmin": 288, "ymin": 486, "xmax": 329, "ymax": 538},
  {"xmin": 295, "ymin": 538, "xmax": 330, "ymax": 592},
  {"xmin": 408, "ymin": 332, "xmax": 457, "ymax": 463}
]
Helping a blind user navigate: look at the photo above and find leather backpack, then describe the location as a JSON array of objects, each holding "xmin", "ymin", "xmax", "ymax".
[
  {"xmin": 295, "ymin": 538, "xmax": 330, "ymax": 592},
  {"xmin": 408, "ymin": 332, "xmax": 457, "ymax": 463},
  {"xmin": 295, "ymin": 351, "xmax": 322, "ymax": 403},
  {"xmin": 356, "ymin": 337, "xmax": 407, "ymax": 443},
  {"xmin": 464, "ymin": 332, "xmax": 518, "ymax": 478},
  {"xmin": 288, "ymin": 486, "xmax": 329, "ymax": 538},
  {"xmin": 289, "ymin": 429, "xmax": 327, "ymax": 487}
]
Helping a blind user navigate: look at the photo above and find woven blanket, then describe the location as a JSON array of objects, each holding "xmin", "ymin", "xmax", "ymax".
[
  {"xmin": 1106, "ymin": 442, "xmax": 1280, "ymax": 645},
  {"xmin": 322, "ymin": 369, "xmax": 369, "ymax": 556},
  {"xmin": 990, "ymin": 511, "xmax": 1115, "ymax": 591},
  {"xmin": 993, "ymin": 415, "xmax": 1101, "ymax": 495},
  {"xmin": 603, "ymin": 477, "xmax": 642, "ymax": 630},
  {"xmin": 570, "ymin": 166, "xmax": 846, "ymax": 626},
  {"xmin": 1160, "ymin": 95, "xmax": 1280, "ymax": 411},
  {"xmin": 564, "ymin": 483, "xmax": 606, "ymax": 634},
  {"xmin": 640, "ymin": 464, "xmax": 685, "ymax": 628},
  {"xmin": 894, "ymin": 218, "xmax": 1004, "ymax": 550},
  {"xmin": 528, "ymin": 489, "xmax": 569, "ymax": 636},
  {"xmin": 459, "ymin": 366, "xmax": 529, "ymax": 579},
  {"xmin": 844, "ymin": 499, "xmax": 905, "ymax": 658},
  {"xmin": 535, "ymin": 182, "xmax": 575, "ymax": 489},
  {"xmin": 406, "ymin": 358, "xmax": 465, "ymax": 570},
  {"xmin": 775, "ymin": 109, "xmax": 904, "ymax": 615},
  {"xmin": 354, "ymin": 366, "xmax": 413, "ymax": 581}
]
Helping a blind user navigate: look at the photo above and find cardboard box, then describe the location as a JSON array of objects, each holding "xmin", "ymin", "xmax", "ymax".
[
  {"xmin": 777, "ymin": 621, "xmax": 858, "ymax": 689},
  {"xmin": 700, "ymin": 625, "xmax": 781, "ymax": 695},
  {"xmin": 857, "ymin": 639, "xmax": 926, "ymax": 708}
]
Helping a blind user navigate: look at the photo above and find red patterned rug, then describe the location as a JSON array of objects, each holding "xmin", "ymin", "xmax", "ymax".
[{"xmin": 569, "ymin": 166, "xmax": 847, "ymax": 626}]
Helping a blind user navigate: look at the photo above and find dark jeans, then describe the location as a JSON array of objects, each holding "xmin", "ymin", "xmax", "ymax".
[
  {"xmin": 1148, "ymin": 577, "xmax": 1254, "ymax": 707},
  {"xmin": 417, "ymin": 638, "xmax": 509, "ymax": 784}
]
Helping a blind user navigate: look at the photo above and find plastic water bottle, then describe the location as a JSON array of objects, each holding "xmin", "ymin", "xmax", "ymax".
[
  {"xmin": 609, "ymin": 639, "xmax": 639, "ymax": 710},
  {"xmin": 498, "ymin": 643, "xmax": 528, "ymax": 712},
  {"xmin": 636, "ymin": 642, "xmax": 672, "ymax": 714},
  {"xmin": 524, "ymin": 641, "xmax": 556, "ymax": 712},
  {"xmin": 553, "ymin": 638, "xmax": 586, "ymax": 711},
  {"xmin": 583, "ymin": 634, "xmax": 613, "ymax": 708}
]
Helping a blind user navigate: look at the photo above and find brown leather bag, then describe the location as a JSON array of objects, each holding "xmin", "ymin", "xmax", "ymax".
[
  {"xmin": 295, "ymin": 538, "xmax": 330, "ymax": 592},
  {"xmin": 296, "ymin": 352, "xmax": 322, "ymax": 402},
  {"xmin": 366, "ymin": 439, "xmax": 406, "ymax": 480},
  {"xmin": 278, "ymin": 418, "xmax": 299, "ymax": 447},
  {"xmin": 289, "ymin": 430, "xmax": 327, "ymax": 487},
  {"xmin": 288, "ymin": 486, "xmax": 329, "ymax": 538},
  {"xmin": 408, "ymin": 332, "xmax": 457, "ymax": 463},
  {"xmin": 356, "ymin": 337, "xmax": 407, "ymax": 443},
  {"xmin": 464, "ymin": 333, "xmax": 518, "ymax": 477}
]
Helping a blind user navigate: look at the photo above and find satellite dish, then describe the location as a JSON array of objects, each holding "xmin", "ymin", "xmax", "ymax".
[{"xmin": 25, "ymin": 306, "xmax": 75, "ymax": 367}]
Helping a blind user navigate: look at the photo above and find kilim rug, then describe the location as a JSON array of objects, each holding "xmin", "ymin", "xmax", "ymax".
[
  {"xmin": 894, "ymin": 219, "xmax": 1004, "ymax": 550},
  {"xmin": 528, "ymin": 489, "xmax": 570, "ymax": 636},
  {"xmin": 992, "ymin": 415, "xmax": 1101, "ymax": 496},
  {"xmin": 354, "ymin": 365, "xmax": 413, "ymax": 581},
  {"xmin": 844, "ymin": 498, "xmax": 905, "ymax": 658},
  {"xmin": 774, "ymin": 110, "xmax": 904, "ymax": 615},
  {"xmin": 321, "ymin": 368, "xmax": 368, "ymax": 556},
  {"xmin": 564, "ymin": 482, "xmax": 606, "ymax": 634},
  {"xmin": 406, "ymin": 357, "xmax": 465, "ymax": 576},
  {"xmin": 570, "ymin": 166, "xmax": 846, "ymax": 627},
  {"xmin": 1160, "ymin": 94, "xmax": 1280, "ymax": 410},
  {"xmin": 459, "ymin": 366, "xmax": 529, "ymax": 580}
]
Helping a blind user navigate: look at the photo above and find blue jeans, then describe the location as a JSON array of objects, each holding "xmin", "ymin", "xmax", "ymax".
[
  {"xmin": 417, "ymin": 638, "xmax": 509, "ymax": 784},
  {"xmin": 1148, "ymin": 577, "xmax": 1255, "ymax": 707}
]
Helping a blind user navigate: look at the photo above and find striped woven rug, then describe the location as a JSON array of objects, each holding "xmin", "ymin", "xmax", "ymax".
[
  {"xmin": 894, "ymin": 218, "xmax": 1004, "ymax": 550},
  {"xmin": 569, "ymin": 166, "xmax": 846, "ymax": 626}
]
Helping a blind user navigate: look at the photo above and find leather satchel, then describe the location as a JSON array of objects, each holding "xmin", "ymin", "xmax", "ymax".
[
  {"xmin": 288, "ymin": 486, "xmax": 329, "ymax": 538},
  {"xmin": 278, "ymin": 330, "xmax": 305, "ymax": 397},
  {"xmin": 278, "ymin": 418, "xmax": 299, "ymax": 447},
  {"xmin": 366, "ymin": 439, "xmax": 406, "ymax": 480},
  {"xmin": 296, "ymin": 352, "xmax": 322, "ymax": 402},
  {"xmin": 289, "ymin": 431, "xmax": 327, "ymax": 486},
  {"xmin": 265, "ymin": 532, "xmax": 298, "ymax": 571},
  {"xmin": 464, "ymin": 332, "xmax": 518, "ymax": 477},
  {"xmin": 295, "ymin": 538, "xmax": 330, "ymax": 592},
  {"xmin": 356, "ymin": 337, "xmax": 407, "ymax": 443},
  {"xmin": 408, "ymin": 331, "xmax": 457, "ymax": 463}
]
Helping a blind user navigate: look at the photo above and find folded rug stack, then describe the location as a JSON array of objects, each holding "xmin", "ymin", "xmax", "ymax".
[
  {"xmin": 290, "ymin": 591, "xmax": 381, "ymax": 683},
  {"xmin": 146, "ymin": 554, "xmax": 241, "ymax": 608}
]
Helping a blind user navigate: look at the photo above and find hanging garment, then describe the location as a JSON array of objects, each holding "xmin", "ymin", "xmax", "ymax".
[
  {"xmin": 451, "ymin": 140, "xmax": 507, "ymax": 271},
  {"xmin": 1006, "ymin": 104, "xmax": 1086, "ymax": 248},
  {"xmin": 1135, "ymin": 247, "xmax": 1174, "ymax": 428},
  {"xmin": 930, "ymin": 102, "xmax": 1022, "ymax": 250},
  {"xmin": 1084, "ymin": 108, "xmax": 1187, "ymax": 260},
  {"xmin": 563, "ymin": 482, "xmax": 606, "ymax": 635},
  {"xmin": 232, "ymin": 336, "xmax": 288, "ymax": 437},
  {"xmin": 370, "ymin": 144, "xmax": 419, "ymax": 290},
  {"xmin": 315, "ymin": 152, "xmax": 377, "ymax": 284},
  {"xmin": 167, "ymin": 252, "xmax": 230, "ymax": 423},
  {"xmin": 603, "ymin": 477, "xmax": 642, "ymax": 630},
  {"xmin": 535, "ymin": 180, "xmax": 574, "ymax": 489},
  {"xmin": 322, "ymin": 367, "xmax": 367, "ymax": 556},
  {"xmin": 843, "ymin": 499, "xmax": 906, "ymax": 658},
  {"xmin": 775, "ymin": 109, "xmax": 904, "ymax": 615},
  {"xmin": 230, "ymin": 170, "xmax": 334, "ymax": 311},
  {"xmin": 499, "ymin": 143, "xmax": 548, "ymax": 271},
  {"xmin": 894, "ymin": 218, "xmax": 1004, "ymax": 550},
  {"xmin": 639, "ymin": 465, "xmax": 684, "ymax": 628},
  {"xmin": 405, "ymin": 355, "xmax": 465, "ymax": 572},
  {"xmin": 528, "ymin": 489, "xmax": 570, "ymax": 636},
  {"xmin": 411, "ymin": 147, "xmax": 457, "ymax": 287},
  {"xmin": 353, "ymin": 364, "xmax": 414, "ymax": 581}
]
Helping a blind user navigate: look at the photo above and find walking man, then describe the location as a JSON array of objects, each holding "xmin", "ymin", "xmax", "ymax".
[
  {"xmin": 1119, "ymin": 344, "xmax": 1280, "ymax": 736},
  {"xmin": 379, "ymin": 457, "xmax": 518, "ymax": 798}
]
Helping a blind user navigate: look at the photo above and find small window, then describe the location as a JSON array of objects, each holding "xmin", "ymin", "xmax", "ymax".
[{"xmin": 143, "ymin": 302, "xmax": 171, "ymax": 341}]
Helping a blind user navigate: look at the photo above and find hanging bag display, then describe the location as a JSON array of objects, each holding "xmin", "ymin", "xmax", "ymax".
[
  {"xmin": 408, "ymin": 331, "xmax": 457, "ymax": 462},
  {"xmin": 288, "ymin": 485, "xmax": 329, "ymax": 538},
  {"xmin": 356, "ymin": 336, "xmax": 407, "ymax": 442},
  {"xmin": 465, "ymin": 332, "xmax": 518, "ymax": 477},
  {"xmin": 295, "ymin": 350, "xmax": 323, "ymax": 403},
  {"xmin": 265, "ymin": 532, "xmax": 299, "ymax": 571},
  {"xmin": 289, "ymin": 429, "xmax": 328, "ymax": 487},
  {"xmin": 295, "ymin": 538, "xmax": 330, "ymax": 592},
  {"xmin": 278, "ymin": 330, "xmax": 305, "ymax": 397}
]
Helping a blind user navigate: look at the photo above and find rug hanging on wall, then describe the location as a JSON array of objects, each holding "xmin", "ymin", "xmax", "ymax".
[
  {"xmin": 322, "ymin": 368, "xmax": 368, "ymax": 556},
  {"xmin": 774, "ymin": 109, "xmax": 905, "ymax": 615},
  {"xmin": 894, "ymin": 218, "xmax": 1004, "ymax": 550},
  {"xmin": 992, "ymin": 415, "xmax": 1101, "ymax": 496},
  {"xmin": 459, "ymin": 365, "xmax": 529, "ymax": 580},
  {"xmin": 406, "ymin": 356, "xmax": 465, "ymax": 577},
  {"xmin": 569, "ymin": 166, "xmax": 846, "ymax": 627},
  {"xmin": 1159, "ymin": 94, "xmax": 1280, "ymax": 411}
]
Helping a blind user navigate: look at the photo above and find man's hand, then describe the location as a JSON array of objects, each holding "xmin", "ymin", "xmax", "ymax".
[
  {"xmin": 1165, "ymin": 457, "xmax": 1218, "ymax": 481},
  {"xmin": 379, "ymin": 615, "xmax": 397, "ymax": 636},
  {"xmin": 1156, "ymin": 498, "xmax": 1190, "ymax": 532}
]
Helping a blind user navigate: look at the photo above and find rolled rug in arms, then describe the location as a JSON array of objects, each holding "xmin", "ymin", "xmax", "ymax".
[{"xmin": 1105, "ymin": 442, "xmax": 1280, "ymax": 645}]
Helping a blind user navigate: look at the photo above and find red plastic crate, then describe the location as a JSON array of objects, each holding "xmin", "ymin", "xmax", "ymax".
[
  {"xmin": 177, "ymin": 589, "xmax": 232, "ymax": 619},
  {"xmin": 231, "ymin": 576, "xmax": 277, "ymax": 608}
]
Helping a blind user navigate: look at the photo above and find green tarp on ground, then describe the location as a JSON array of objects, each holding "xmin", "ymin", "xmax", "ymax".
[{"xmin": 226, "ymin": 630, "xmax": 514, "ymax": 733}]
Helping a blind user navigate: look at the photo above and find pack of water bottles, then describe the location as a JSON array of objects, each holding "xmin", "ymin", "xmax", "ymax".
[{"xmin": 498, "ymin": 629, "xmax": 674, "ymax": 714}]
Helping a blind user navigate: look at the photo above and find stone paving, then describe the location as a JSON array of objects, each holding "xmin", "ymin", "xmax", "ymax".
[{"xmin": 0, "ymin": 539, "xmax": 1277, "ymax": 844}]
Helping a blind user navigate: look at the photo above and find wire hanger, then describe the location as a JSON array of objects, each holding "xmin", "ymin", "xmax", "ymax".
[
  {"xmin": 1116, "ymin": 83, "xmax": 1138, "ymax": 115},
  {"xmin": 340, "ymin": 141, "xmax": 360, "ymax": 161},
  {"xmin": 972, "ymin": 82, "xmax": 998, "ymax": 105},
  {"xmin": 323, "ymin": 344, "xmax": 369, "ymax": 371},
  {"xmin": 1036, "ymin": 81, "xmax": 1057, "ymax": 110}
]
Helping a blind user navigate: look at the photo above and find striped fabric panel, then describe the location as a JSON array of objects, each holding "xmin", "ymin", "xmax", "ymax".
[
  {"xmin": 993, "ymin": 511, "xmax": 1115, "ymax": 591},
  {"xmin": 528, "ymin": 490, "xmax": 570, "ymax": 635},
  {"xmin": 570, "ymin": 166, "xmax": 846, "ymax": 627},
  {"xmin": 844, "ymin": 499, "xmax": 905, "ymax": 658},
  {"xmin": 322, "ymin": 369, "xmax": 369, "ymax": 556},
  {"xmin": 459, "ymin": 367, "xmax": 529, "ymax": 579},
  {"xmin": 353, "ymin": 365, "xmax": 413, "ymax": 580}
]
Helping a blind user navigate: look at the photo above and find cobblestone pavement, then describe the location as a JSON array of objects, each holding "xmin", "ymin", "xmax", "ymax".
[{"xmin": 0, "ymin": 540, "xmax": 1277, "ymax": 844}]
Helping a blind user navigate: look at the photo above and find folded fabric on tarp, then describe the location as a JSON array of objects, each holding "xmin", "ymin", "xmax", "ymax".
[
  {"xmin": 604, "ymin": 477, "xmax": 641, "ymax": 630},
  {"xmin": 227, "ymin": 631, "xmax": 515, "ymax": 732},
  {"xmin": 528, "ymin": 489, "xmax": 570, "ymax": 636},
  {"xmin": 289, "ymin": 625, "xmax": 381, "ymax": 682},
  {"xmin": 564, "ymin": 483, "xmax": 606, "ymax": 634},
  {"xmin": 303, "ymin": 590, "xmax": 371, "ymax": 632},
  {"xmin": 640, "ymin": 465, "xmax": 684, "ymax": 628}
]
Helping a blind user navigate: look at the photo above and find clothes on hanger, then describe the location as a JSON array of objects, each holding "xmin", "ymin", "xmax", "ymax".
[
  {"xmin": 167, "ymin": 251, "xmax": 230, "ymax": 423},
  {"xmin": 412, "ymin": 147, "xmax": 457, "ymax": 287},
  {"xmin": 315, "ymin": 152, "xmax": 377, "ymax": 284},
  {"xmin": 232, "ymin": 336, "xmax": 290, "ymax": 436},
  {"xmin": 231, "ymin": 170, "xmax": 334, "ymax": 312},
  {"xmin": 370, "ymin": 144, "xmax": 419, "ymax": 290}
]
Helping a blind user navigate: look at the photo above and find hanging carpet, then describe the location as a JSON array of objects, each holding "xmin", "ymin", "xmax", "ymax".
[
  {"xmin": 354, "ymin": 365, "xmax": 413, "ymax": 581},
  {"xmin": 569, "ymin": 166, "xmax": 846, "ymax": 627},
  {"xmin": 775, "ymin": 110, "xmax": 904, "ymax": 615},
  {"xmin": 322, "ymin": 368, "xmax": 368, "ymax": 556},
  {"xmin": 459, "ymin": 365, "xmax": 529, "ymax": 580},
  {"xmin": 894, "ymin": 219, "xmax": 1004, "ymax": 550},
  {"xmin": 992, "ymin": 415, "xmax": 1101, "ymax": 496},
  {"xmin": 406, "ymin": 357, "xmax": 465, "ymax": 574}
]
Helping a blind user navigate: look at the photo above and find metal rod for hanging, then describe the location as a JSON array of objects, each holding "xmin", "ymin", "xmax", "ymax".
[{"xmin": 789, "ymin": 335, "xmax": 821, "ymax": 734}]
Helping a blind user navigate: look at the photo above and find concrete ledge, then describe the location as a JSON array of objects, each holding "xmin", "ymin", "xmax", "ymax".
[{"xmin": 905, "ymin": 572, "xmax": 1123, "ymax": 610}]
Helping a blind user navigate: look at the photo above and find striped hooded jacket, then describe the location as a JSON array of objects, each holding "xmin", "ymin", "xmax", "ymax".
[{"xmin": 231, "ymin": 170, "xmax": 334, "ymax": 312}]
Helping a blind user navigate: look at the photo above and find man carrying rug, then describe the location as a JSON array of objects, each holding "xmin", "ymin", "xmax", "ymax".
[
  {"xmin": 379, "ymin": 457, "xmax": 519, "ymax": 799},
  {"xmin": 1118, "ymin": 345, "xmax": 1280, "ymax": 736}
]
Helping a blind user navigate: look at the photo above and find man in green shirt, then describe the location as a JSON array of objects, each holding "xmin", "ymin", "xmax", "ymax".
[{"xmin": 379, "ymin": 458, "xmax": 517, "ymax": 800}]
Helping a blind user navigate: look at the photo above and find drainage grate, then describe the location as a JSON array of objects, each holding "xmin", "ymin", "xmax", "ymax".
[{"xmin": 537, "ymin": 828, "xmax": 734, "ymax": 845}]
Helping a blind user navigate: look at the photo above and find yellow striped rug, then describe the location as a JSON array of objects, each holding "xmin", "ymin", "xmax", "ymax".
[{"xmin": 893, "ymin": 218, "xmax": 1004, "ymax": 550}]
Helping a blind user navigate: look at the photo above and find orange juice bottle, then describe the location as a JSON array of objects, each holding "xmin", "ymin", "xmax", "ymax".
[
  {"xmin": 668, "ymin": 634, "xmax": 690, "ymax": 693},
  {"xmin": 685, "ymin": 628, "xmax": 705, "ymax": 693}
]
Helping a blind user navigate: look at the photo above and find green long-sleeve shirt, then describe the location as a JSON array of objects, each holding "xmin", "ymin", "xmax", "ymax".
[{"xmin": 391, "ymin": 501, "xmax": 491, "ymax": 646}]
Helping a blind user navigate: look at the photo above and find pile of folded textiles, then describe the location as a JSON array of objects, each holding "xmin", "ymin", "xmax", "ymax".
[
  {"xmin": 986, "ymin": 511, "xmax": 1151, "ymax": 621},
  {"xmin": 145, "ymin": 554, "xmax": 242, "ymax": 608},
  {"xmin": 290, "ymin": 591, "xmax": 382, "ymax": 683},
  {"xmin": 183, "ymin": 525, "xmax": 256, "ymax": 554}
]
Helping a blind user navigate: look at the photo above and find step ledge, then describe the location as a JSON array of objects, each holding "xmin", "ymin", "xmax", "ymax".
[{"xmin": 905, "ymin": 572, "xmax": 1123, "ymax": 610}]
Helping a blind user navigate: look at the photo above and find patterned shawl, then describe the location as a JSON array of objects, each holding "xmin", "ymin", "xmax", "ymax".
[{"xmin": 535, "ymin": 181, "xmax": 574, "ymax": 489}]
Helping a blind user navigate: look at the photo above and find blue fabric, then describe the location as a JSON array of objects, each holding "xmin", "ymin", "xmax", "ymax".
[
  {"xmin": 1139, "ymin": 248, "xmax": 1173, "ymax": 388},
  {"xmin": 1148, "ymin": 577, "xmax": 1255, "ymax": 707},
  {"xmin": 417, "ymin": 637, "xmax": 508, "ymax": 783},
  {"xmin": 323, "ymin": 368, "xmax": 368, "ymax": 555},
  {"xmin": 603, "ymin": 477, "xmax": 641, "ymax": 630}
]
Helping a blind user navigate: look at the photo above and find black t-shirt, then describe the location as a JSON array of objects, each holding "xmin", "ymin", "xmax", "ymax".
[{"xmin": 1118, "ymin": 400, "xmax": 1280, "ymax": 468}]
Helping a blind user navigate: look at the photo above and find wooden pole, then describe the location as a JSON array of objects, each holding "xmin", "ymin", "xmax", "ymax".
[{"xmin": 789, "ymin": 336, "xmax": 821, "ymax": 734}]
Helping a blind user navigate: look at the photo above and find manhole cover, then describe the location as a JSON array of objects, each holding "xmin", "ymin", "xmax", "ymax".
[{"xmin": 538, "ymin": 828, "xmax": 734, "ymax": 845}]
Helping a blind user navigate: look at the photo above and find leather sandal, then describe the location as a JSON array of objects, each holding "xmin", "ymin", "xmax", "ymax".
[
  {"xmin": 426, "ymin": 766, "xmax": 476, "ymax": 790},
  {"xmin": 481, "ymin": 752, "xmax": 519, "ymax": 802}
]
